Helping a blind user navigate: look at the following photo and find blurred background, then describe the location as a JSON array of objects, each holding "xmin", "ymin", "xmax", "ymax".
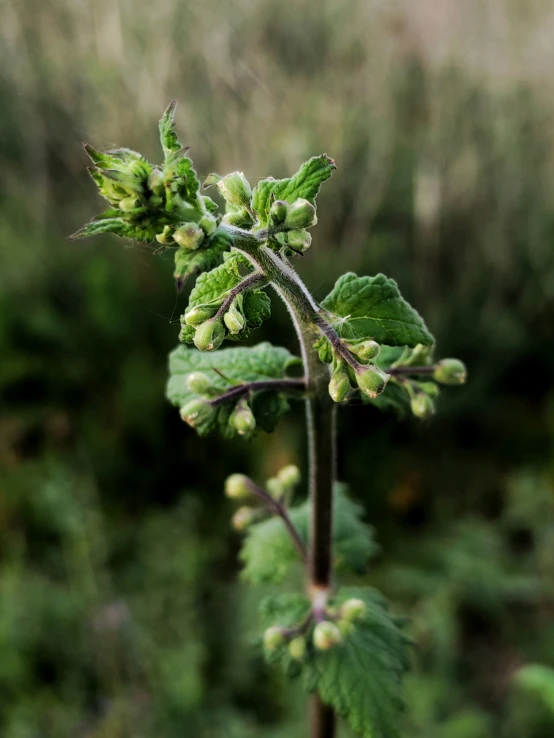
[{"xmin": 1, "ymin": 0, "xmax": 554, "ymax": 735}]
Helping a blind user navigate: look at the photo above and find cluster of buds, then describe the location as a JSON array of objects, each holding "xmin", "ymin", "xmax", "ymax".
[
  {"xmin": 327, "ymin": 339, "xmax": 389, "ymax": 403},
  {"xmin": 180, "ymin": 293, "xmax": 250, "ymax": 352},
  {"xmin": 263, "ymin": 598, "xmax": 367, "ymax": 659},
  {"xmin": 269, "ymin": 198, "xmax": 317, "ymax": 255}
]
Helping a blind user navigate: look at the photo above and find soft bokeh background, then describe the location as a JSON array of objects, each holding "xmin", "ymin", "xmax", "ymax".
[{"xmin": 1, "ymin": 0, "xmax": 554, "ymax": 735}]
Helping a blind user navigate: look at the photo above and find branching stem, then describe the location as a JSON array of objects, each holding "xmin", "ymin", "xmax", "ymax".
[
  {"xmin": 214, "ymin": 272, "xmax": 266, "ymax": 319},
  {"xmin": 208, "ymin": 378, "xmax": 306, "ymax": 407}
]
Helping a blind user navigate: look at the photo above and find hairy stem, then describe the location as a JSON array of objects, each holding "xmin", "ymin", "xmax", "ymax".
[
  {"xmin": 387, "ymin": 365, "xmax": 435, "ymax": 376},
  {"xmin": 214, "ymin": 272, "xmax": 266, "ymax": 319},
  {"xmin": 227, "ymin": 228, "xmax": 337, "ymax": 738},
  {"xmin": 208, "ymin": 378, "xmax": 306, "ymax": 407}
]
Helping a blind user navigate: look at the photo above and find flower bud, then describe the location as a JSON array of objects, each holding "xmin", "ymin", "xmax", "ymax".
[
  {"xmin": 184, "ymin": 305, "xmax": 216, "ymax": 327},
  {"xmin": 180, "ymin": 399, "xmax": 216, "ymax": 428},
  {"xmin": 328, "ymin": 370, "xmax": 351, "ymax": 403},
  {"xmin": 119, "ymin": 196, "xmax": 139, "ymax": 212},
  {"xmin": 193, "ymin": 319, "xmax": 225, "ymax": 352},
  {"xmin": 223, "ymin": 300, "xmax": 246, "ymax": 335},
  {"xmin": 313, "ymin": 621, "xmax": 342, "ymax": 651},
  {"xmin": 433, "ymin": 358, "xmax": 467, "ymax": 386},
  {"xmin": 418, "ymin": 381, "xmax": 440, "ymax": 398},
  {"xmin": 284, "ymin": 198, "xmax": 317, "ymax": 229},
  {"xmin": 341, "ymin": 598, "xmax": 366, "ymax": 622},
  {"xmin": 410, "ymin": 392, "xmax": 435, "ymax": 419},
  {"xmin": 224, "ymin": 473, "xmax": 251, "ymax": 499},
  {"xmin": 264, "ymin": 626, "xmax": 286, "ymax": 651},
  {"xmin": 229, "ymin": 399, "xmax": 256, "ymax": 436},
  {"xmin": 289, "ymin": 636, "xmax": 307, "ymax": 660},
  {"xmin": 186, "ymin": 372, "xmax": 212, "ymax": 395},
  {"xmin": 157, "ymin": 225, "xmax": 174, "ymax": 245},
  {"xmin": 173, "ymin": 223, "xmax": 204, "ymax": 251},
  {"xmin": 269, "ymin": 199, "xmax": 288, "ymax": 225},
  {"xmin": 348, "ymin": 340, "xmax": 380, "ymax": 363},
  {"xmin": 217, "ymin": 172, "xmax": 252, "ymax": 208},
  {"xmin": 222, "ymin": 208, "xmax": 254, "ymax": 228},
  {"xmin": 232, "ymin": 506, "xmax": 257, "ymax": 531},
  {"xmin": 148, "ymin": 167, "xmax": 165, "ymax": 195},
  {"xmin": 199, "ymin": 214, "xmax": 217, "ymax": 236},
  {"xmin": 266, "ymin": 477, "xmax": 283, "ymax": 498},
  {"xmin": 355, "ymin": 365, "xmax": 389, "ymax": 399},
  {"xmin": 277, "ymin": 465, "xmax": 301, "ymax": 488},
  {"xmin": 287, "ymin": 229, "xmax": 312, "ymax": 253}
]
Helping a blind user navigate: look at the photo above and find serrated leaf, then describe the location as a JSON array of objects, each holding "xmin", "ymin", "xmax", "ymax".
[
  {"xmin": 240, "ymin": 484, "xmax": 378, "ymax": 584},
  {"xmin": 261, "ymin": 587, "xmax": 411, "ymax": 738},
  {"xmin": 321, "ymin": 273, "xmax": 433, "ymax": 348},
  {"xmin": 164, "ymin": 147, "xmax": 202, "ymax": 212},
  {"xmin": 252, "ymin": 154, "xmax": 336, "ymax": 226},
  {"xmin": 173, "ymin": 229, "xmax": 233, "ymax": 284},
  {"xmin": 166, "ymin": 342, "xmax": 300, "ymax": 438},
  {"xmin": 159, "ymin": 101, "xmax": 182, "ymax": 158},
  {"xmin": 69, "ymin": 218, "xmax": 157, "ymax": 243}
]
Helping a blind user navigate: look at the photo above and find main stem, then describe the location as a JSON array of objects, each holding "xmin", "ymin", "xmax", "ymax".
[{"xmin": 229, "ymin": 231, "xmax": 337, "ymax": 737}]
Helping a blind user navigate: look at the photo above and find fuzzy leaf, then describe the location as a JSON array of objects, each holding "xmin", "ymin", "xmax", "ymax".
[
  {"xmin": 159, "ymin": 101, "xmax": 182, "ymax": 158},
  {"xmin": 164, "ymin": 147, "xmax": 202, "ymax": 212},
  {"xmin": 321, "ymin": 273, "xmax": 433, "ymax": 348},
  {"xmin": 261, "ymin": 587, "xmax": 411, "ymax": 738},
  {"xmin": 166, "ymin": 342, "xmax": 300, "ymax": 437},
  {"xmin": 174, "ymin": 229, "xmax": 234, "ymax": 284},
  {"xmin": 240, "ymin": 484, "xmax": 378, "ymax": 584},
  {"xmin": 69, "ymin": 218, "xmax": 157, "ymax": 243},
  {"xmin": 252, "ymin": 154, "xmax": 336, "ymax": 225}
]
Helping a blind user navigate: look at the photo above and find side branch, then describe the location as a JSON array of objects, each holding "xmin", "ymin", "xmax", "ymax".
[
  {"xmin": 387, "ymin": 365, "xmax": 435, "ymax": 376},
  {"xmin": 214, "ymin": 272, "xmax": 266, "ymax": 319},
  {"xmin": 208, "ymin": 378, "xmax": 306, "ymax": 407}
]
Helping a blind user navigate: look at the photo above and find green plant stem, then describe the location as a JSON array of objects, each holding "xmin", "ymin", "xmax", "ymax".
[
  {"xmin": 228, "ymin": 228, "xmax": 337, "ymax": 738},
  {"xmin": 208, "ymin": 378, "xmax": 306, "ymax": 407}
]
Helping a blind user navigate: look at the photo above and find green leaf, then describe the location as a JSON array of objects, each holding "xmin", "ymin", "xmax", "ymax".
[
  {"xmin": 166, "ymin": 342, "xmax": 300, "ymax": 438},
  {"xmin": 252, "ymin": 154, "xmax": 336, "ymax": 226},
  {"xmin": 261, "ymin": 587, "xmax": 411, "ymax": 738},
  {"xmin": 240, "ymin": 484, "xmax": 378, "ymax": 584},
  {"xmin": 69, "ymin": 218, "xmax": 157, "ymax": 243},
  {"xmin": 163, "ymin": 147, "xmax": 202, "ymax": 212},
  {"xmin": 173, "ymin": 229, "xmax": 233, "ymax": 284},
  {"xmin": 159, "ymin": 101, "xmax": 182, "ymax": 158},
  {"xmin": 516, "ymin": 665, "xmax": 554, "ymax": 714},
  {"xmin": 321, "ymin": 273, "xmax": 433, "ymax": 348}
]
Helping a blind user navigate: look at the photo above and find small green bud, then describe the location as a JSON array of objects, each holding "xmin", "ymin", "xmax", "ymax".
[
  {"xmin": 229, "ymin": 399, "xmax": 256, "ymax": 436},
  {"xmin": 287, "ymin": 229, "xmax": 312, "ymax": 253},
  {"xmin": 337, "ymin": 619, "xmax": 355, "ymax": 637},
  {"xmin": 418, "ymin": 381, "xmax": 440, "ymax": 398},
  {"xmin": 269, "ymin": 199, "xmax": 288, "ymax": 225},
  {"xmin": 119, "ymin": 196, "xmax": 139, "ymax": 212},
  {"xmin": 313, "ymin": 621, "xmax": 342, "ymax": 651},
  {"xmin": 341, "ymin": 598, "xmax": 366, "ymax": 622},
  {"xmin": 186, "ymin": 372, "xmax": 212, "ymax": 395},
  {"xmin": 184, "ymin": 305, "xmax": 216, "ymax": 327},
  {"xmin": 217, "ymin": 172, "xmax": 252, "ymax": 208},
  {"xmin": 277, "ymin": 464, "xmax": 301, "ymax": 488},
  {"xmin": 224, "ymin": 473, "xmax": 251, "ymax": 499},
  {"xmin": 222, "ymin": 208, "xmax": 254, "ymax": 228},
  {"xmin": 223, "ymin": 300, "xmax": 246, "ymax": 335},
  {"xmin": 433, "ymin": 358, "xmax": 467, "ymax": 386},
  {"xmin": 266, "ymin": 477, "xmax": 283, "ymax": 498},
  {"xmin": 410, "ymin": 392, "xmax": 435, "ymax": 419},
  {"xmin": 329, "ymin": 361, "xmax": 351, "ymax": 403},
  {"xmin": 194, "ymin": 319, "xmax": 225, "ymax": 352},
  {"xmin": 157, "ymin": 225, "xmax": 174, "ymax": 245},
  {"xmin": 199, "ymin": 214, "xmax": 217, "ymax": 236},
  {"xmin": 355, "ymin": 365, "xmax": 389, "ymax": 399},
  {"xmin": 348, "ymin": 340, "xmax": 380, "ymax": 362},
  {"xmin": 284, "ymin": 198, "xmax": 317, "ymax": 229},
  {"xmin": 148, "ymin": 167, "xmax": 165, "ymax": 195},
  {"xmin": 232, "ymin": 506, "xmax": 257, "ymax": 531},
  {"xmin": 289, "ymin": 636, "xmax": 307, "ymax": 660},
  {"xmin": 264, "ymin": 626, "xmax": 286, "ymax": 651},
  {"xmin": 173, "ymin": 223, "xmax": 204, "ymax": 250},
  {"xmin": 180, "ymin": 399, "xmax": 216, "ymax": 428}
]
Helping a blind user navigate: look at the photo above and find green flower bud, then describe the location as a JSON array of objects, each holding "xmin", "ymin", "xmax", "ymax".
[
  {"xmin": 410, "ymin": 392, "xmax": 435, "ymax": 419},
  {"xmin": 148, "ymin": 167, "xmax": 165, "ymax": 195},
  {"xmin": 184, "ymin": 305, "xmax": 216, "ymax": 327},
  {"xmin": 418, "ymin": 381, "xmax": 440, "ymax": 398},
  {"xmin": 223, "ymin": 300, "xmax": 246, "ymax": 335},
  {"xmin": 355, "ymin": 365, "xmax": 389, "ymax": 399},
  {"xmin": 329, "ymin": 361, "xmax": 351, "ymax": 403},
  {"xmin": 284, "ymin": 198, "xmax": 317, "ymax": 229},
  {"xmin": 199, "ymin": 214, "xmax": 217, "ymax": 236},
  {"xmin": 433, "ymin": 358, "xmax": 467, "ymax": 385},
  {"xmin": 119, "ymin": 196, "xmax": 139, "ymax": 212},
  {"xmin": 232, "ymin": 506, "xmax": 257, "ymax": 531},
  {"xmin": 313, "ymin": 621, "xmax": 342, "ymax": 651},
  {"xmin": 193, "ymin": 319, "xmax": 225, "ymax": 352},
  {"xmin": 224, "ymin": 473, "xmax": 251, "ymax": 499},
  {"xmin": 287, "ymin": 229, "xmax": 312, "ymax": 253},
  {"xmin": 229, "ymin": 399, "xmax": 256, "ymax": 436},
  {"xmin": 217, "ymin": 172, "xmax": 252, "ymax": 208},
  {"xmin": 341, "ymin": 598, "xmax": 366, "ymax": 622},
  {"xmin": 337, "ymin": 619, "xmax": 355, "ymax": 637},
  {"xmin": 186, "ymin": 372, "xmax": 212, "ymax": 395},
  {"xmin": 173, "ymin": 223, "xmax": 204, "ymax": 251},
  {"xmin": 289, "ymin": 636, "xmax": 307, "ymax": 660},
  {"xmin": 269, "ymin": 199, "xmax": 288, "ymax": 225},
  {"xmin": 180, "ymin": 399, "xmax": 216, "ymax": 428},
  {"xmin": 266, "ymin": 477, "xmax": 283, "ymax": 498},
  {"xmin": 277, "ymin": 464, "xmax": 301, "ymax": 488},
  {"xmin": 222, "ymin": 208, "xmax": 254, "ymax": 229},
  {"xmin": 264, "ymin": 626, "xmax": 286, "ymax": 651},
  {"xmin": 156, "ymin": 225, "xmax": 174, "ymax": 245},
  {"xmin": 348, "ymin": 340, "xmax": 380, "ymax": 363}
]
